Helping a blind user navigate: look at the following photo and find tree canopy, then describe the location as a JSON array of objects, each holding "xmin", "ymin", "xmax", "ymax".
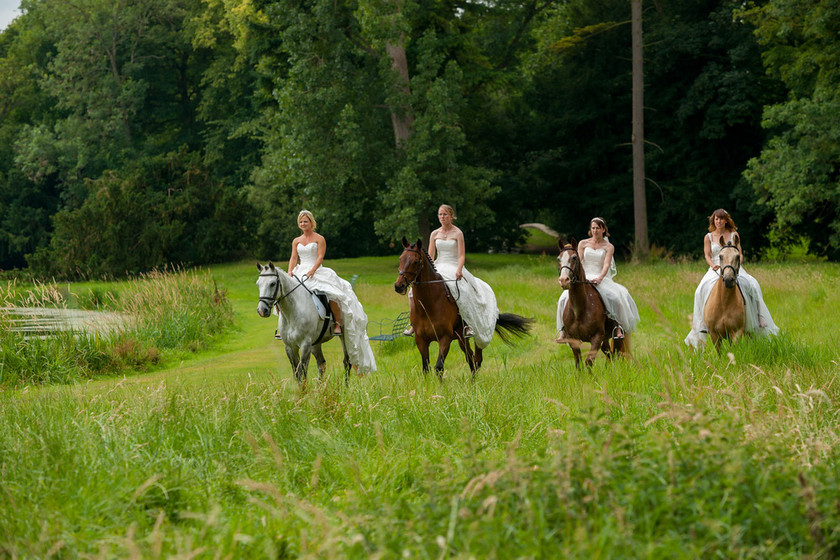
[{"xmin": 0, "ymin": 0, "xmax": 835, "ymax": 277}]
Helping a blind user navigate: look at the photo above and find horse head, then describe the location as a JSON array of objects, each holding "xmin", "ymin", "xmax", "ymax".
[
  {"xmin": 557, "ymin": 238, "xmax": 581, "ymax": 290},
  {"xmin": 394, "ymin": 237, "xmax": 425, "ymax": 294},
  {"xmin": 256, "ymin": 261, "xmax": 282, "ymax": 317},
  {"xmin": 718, "ymin": 233, "xmax": 741, "ymax": 289}
]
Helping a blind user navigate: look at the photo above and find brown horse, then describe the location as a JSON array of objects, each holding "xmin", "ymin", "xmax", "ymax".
[
  {"xmin": 394, "ymin": 237, "xmax": 531, "ymax": 378},
  {"xmin": 703, "ymin": 234, "xmax": 745, "ymax": 350},
  {"xmin": 557, "ymin": 239, "xmax": 627, "ymax": 368}
]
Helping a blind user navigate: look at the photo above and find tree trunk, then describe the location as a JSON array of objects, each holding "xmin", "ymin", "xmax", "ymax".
[
  {"xmin": 385, "ymin": 40, "xmax": 413, "ymax": 148},
  {"xmin": 631, "ymin": 0, "xmax": 649, "ymax": 258}
]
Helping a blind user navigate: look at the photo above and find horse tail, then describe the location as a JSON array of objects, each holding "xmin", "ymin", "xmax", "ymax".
[{"xmin": 494, "ymin": 313, "xmax": 534, "ymax": 345}]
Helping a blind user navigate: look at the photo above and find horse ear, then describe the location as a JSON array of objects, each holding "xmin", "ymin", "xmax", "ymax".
[
  {"xmin": 558, "ymin": 239, "xmax": 565, "ymax": 250},
  {"xmin": 256, "ymin": 262, "xmax": 262, "ymax": 272},
  {"xmin": 732, "ymin": 232, "xmax": 740, "ymax": 246},
  {"xmin": 416, "ymin": 238, "xmax": 423, "ymax": 250},
  {"xmin": 401, "ymin": 236, "xmax": 409, "ymax": 248},
  {"xmin": 718, "ymin": 236, "xmax": 726, "ymax": 246},
  {"xmin": 268, "ymin": 261, "xmax": 275, "ymax": 270},
  {"xmin": 570, "ymin": 237, "xmax": 578, "ymax": 250}
]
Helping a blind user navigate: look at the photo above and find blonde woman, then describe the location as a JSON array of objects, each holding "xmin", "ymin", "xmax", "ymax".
[{"xmin": 283, "ymin": 210, "xmax": 377, "ymax": 372}]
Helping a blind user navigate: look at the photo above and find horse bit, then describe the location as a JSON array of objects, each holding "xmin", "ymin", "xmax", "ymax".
[
  {"xmin": 716, "ymin": 245, "xmax": 740, "ymax": 279},
  {"xmin": 398, "ymin": 247, "xmax": 460, "ymax": 300}
]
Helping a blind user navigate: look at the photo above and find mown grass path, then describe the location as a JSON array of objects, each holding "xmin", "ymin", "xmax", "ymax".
[{"xmin": 2, "ymin": 255, "xmax": 840, "ymax": 558}]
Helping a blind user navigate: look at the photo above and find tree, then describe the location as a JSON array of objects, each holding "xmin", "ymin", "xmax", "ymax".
[{"xmin": 742, "ymin": 0, "xmax": 840, "ymax": 260}]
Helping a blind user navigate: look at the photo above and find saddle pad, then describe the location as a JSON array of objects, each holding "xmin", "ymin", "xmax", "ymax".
[{"xmin": 311, "ymin": 292, "xmax": 330, "ymax": 320}]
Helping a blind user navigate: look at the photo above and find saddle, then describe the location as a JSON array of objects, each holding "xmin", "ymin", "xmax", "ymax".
[{"xmin": 311, "ymin": 291, "xmax": 335, "ymax": 344}]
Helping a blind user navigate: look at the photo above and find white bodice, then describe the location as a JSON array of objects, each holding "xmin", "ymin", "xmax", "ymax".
[
  {"xmin": 582, "ymin": 247, "xmax": 608, "ymax": 279},
  {"xmin": 297, "ymin": 242, "xmax": 319, "ymax": 269},
  {"xmin": 708, "ymin": 233, "xmax": 726, "ymax": 266},
  {"xmin": 435, "ymin": 238, "xmax": 459, "ymax": 268}
]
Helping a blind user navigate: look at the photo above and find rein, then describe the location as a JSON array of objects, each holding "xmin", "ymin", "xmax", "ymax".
[
  {"xmin": 399, "ymin": 247, "xmax": 459, "ymax": 300},
  {"xmin": 259, "ymin": 269, "xmax": 310, "ymax": 307},
  {"xmin": 557, "ymin": 248, "xmax": 597, "ymax": 286}
]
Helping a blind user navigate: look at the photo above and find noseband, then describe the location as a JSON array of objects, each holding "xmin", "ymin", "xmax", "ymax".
[
  {"xmin": 717, "ymin": 245, "xmax": 740, "ymax": 278},
  {"xmin": 398, "ymin": 247, "xmax": 457, "ymax": 299},
  {"xmin": 557, "ymin": 247, "xmax": 595, "ymax": 285},
  {"xmin": 259, "ymin": 269, "xmax": 308, "ymax": 308}
]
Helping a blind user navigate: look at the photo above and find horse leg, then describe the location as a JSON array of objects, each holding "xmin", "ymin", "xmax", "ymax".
[
  {"xmin": 585, "ymin": 334, "xmax": 604, "ymax": 367},
  {"xmin": 285, "ymin": 345, "xmax": 303, "ymax": 383},
  {"xmin": 312, "ymin": 344, "xmax": 327, "ymax": 383},
  {"xmin": 435, "ymin": 336, "xmax": 453, "ymax": 380},
  {"xmin": 341, "ymin": 338, "xmax": 352, "ymax": 385},
  {"xmin": 297, "ymin": 344, "xmax": 313, "ymax": 385},
  {"xmin": 568, "ymin": 339, "xmax": 583, "ymax": 369},
  {"xmin": 456, "ymin": 334, "xmax": 477, "ymax": 374},
  {"xmin": 415, "ymin": 337, "xmax": 431, "ymax": 374}
]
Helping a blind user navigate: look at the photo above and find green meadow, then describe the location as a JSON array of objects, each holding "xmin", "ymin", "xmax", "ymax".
[{"xmin": 1, "ymin": 255, "xmax": 840, "ymax": 558}]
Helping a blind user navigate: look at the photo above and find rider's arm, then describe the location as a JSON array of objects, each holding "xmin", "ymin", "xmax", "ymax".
[
  {"xmin": 703, "ymin": 234, "xmax": 718, "ymax": 270},
  {"xmin": 597, "ymin": 244, "xmax": 615, "ymax": 283},
  {"xmin": 428, "ymin": 229, "xmax": 438, "ymax": 260},
  {"xmin": 307, "ymin": 234, "xmax": 327, "ymax": 278},
  {"xmin": 287, "ymin": 238, "xmax": 299, "ymax": 276},
  {"xmin": 456, "ymin": 229, "xmax": 465, "ymax": 279}
]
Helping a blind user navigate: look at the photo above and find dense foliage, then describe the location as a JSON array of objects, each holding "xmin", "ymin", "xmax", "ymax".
[{"xmin": 0, "ymin": 0, "xmax": 836, "ymax": 276}]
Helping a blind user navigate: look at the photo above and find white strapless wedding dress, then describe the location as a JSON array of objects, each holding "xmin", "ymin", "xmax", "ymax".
[
  {"xmin": 434, "ymin": 238, "xmax": 499, "ymax": 348},
  {"xmin": 556, "ymin": 247, "xmax": 640, "ymax": 335},
  {"xmin": 684, "ymin": 233, "xmax": 779, "ymax": 348},
  {"xmin": 286, "ymin": 242, "xmax": 376, "ymax": 372}
]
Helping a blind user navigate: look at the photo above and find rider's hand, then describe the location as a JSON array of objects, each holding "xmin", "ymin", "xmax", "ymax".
[{"xmin": 712, "ymin": 265, "xmax": 720, "ymax": 271}]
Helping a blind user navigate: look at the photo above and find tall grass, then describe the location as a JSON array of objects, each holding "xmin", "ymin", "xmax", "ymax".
[
  {"xmin": 1, "ymin": 257, "xmax": 839, "ymax": 557},
  {"xmin": 0, "ymin": 268, "xmax": 232, "ymax": 387}
]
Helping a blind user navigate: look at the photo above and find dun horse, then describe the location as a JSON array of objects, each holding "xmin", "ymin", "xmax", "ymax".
[
  {"xmin": 703, "ymin": 235, "xmax": 745, "ymax": 350},
  {"xmin": 394, "ymin": 238, "xmax": 531, "ymax": 378},
  {"xmin": 256, "ymin": 262, "xmax": 350, "ymax": 385},
  {"xmin": 557, "ymin": 239, "xmax": 627, "ymax": 368}
]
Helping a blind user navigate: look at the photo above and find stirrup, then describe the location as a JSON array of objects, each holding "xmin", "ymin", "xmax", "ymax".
[
  {"xmin": 274, "ymin": 330, "xmax": 282, "ymax": 340},
  {"xmin": 612, "ymin": 325, "xmax": 625, "ymax": 340},
  {"xmin": 464, "ymin": 326, "xmax": 474, "ymax": 338}
]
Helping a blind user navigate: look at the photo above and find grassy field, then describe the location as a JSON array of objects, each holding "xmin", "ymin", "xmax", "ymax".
[{"xmin": 1, "ymin": 254, "xmax": 840, "ymax": 557}]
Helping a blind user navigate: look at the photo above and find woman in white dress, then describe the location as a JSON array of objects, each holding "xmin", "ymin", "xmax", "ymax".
[
  {"xmin": 281, "ymin": 210, "xmax": 377, "ymax": 372},
  {"xmin": 555, "ymin": 217, "xmax": 640, "ymax": 342},
  {"xmin": 407, "ymin": 204, "xmax": 500, "ymax": 348},
  {"xmin": 684, "ymin": 208, "xmax": 779, "ymax": 348}
]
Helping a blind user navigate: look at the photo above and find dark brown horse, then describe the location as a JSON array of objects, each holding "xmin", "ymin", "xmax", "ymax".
[
  {"xmin": 394, "ymin": 237, "xmax": 531, "ymax": 378},
  {"xmin": 703, "ymin": 234, "xmax": 746, "ymax": 350},
  {"xmin": 557, "ymin": 239, "xmax": 627, "ymax": 368}
]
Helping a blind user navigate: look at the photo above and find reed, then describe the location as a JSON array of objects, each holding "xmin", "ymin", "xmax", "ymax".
[{"xmin": 0, "ymin": 267, "xmax": 232, "ymax": 386}]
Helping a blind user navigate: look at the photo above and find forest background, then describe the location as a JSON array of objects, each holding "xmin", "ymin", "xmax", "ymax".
[{"xmin": 0, "ymin": 0, "xmax": 838, "ymax": 279}]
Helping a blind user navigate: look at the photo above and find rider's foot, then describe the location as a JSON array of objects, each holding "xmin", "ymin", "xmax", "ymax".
[
  {"xmin": 464, "ymin": 326, "xmax": 474, "ymax": 338},
  {"xmin": 613, "ymin": 326, "xmax": 625, "ymax": 339},
  {"xmin": 403, "ymin": 326, "xmax": 414, "ymax": 336},
  {"xmin": 555, "ymin": 331, "xmax": 567, "ymax": 344},
  {"xmin": 333, "ymin": 323, "xmax": 342, "ymax": 335},
  {"xmin": 274, "ymin": 330, "xmax": 282, "ymax": 340}
]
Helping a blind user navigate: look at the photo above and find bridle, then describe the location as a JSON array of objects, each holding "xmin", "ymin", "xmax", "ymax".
[
  {"xmin": 397, "ymin": 246, "xmax": 458, "ymax": 299},
  {"xmin": 717, "ymin": 245, "xmax": 741, "ymax": 279},
  {"xmin": 557, "ymin": 246, "xmax": 596, "ymax": 285},
  {"xmin": 258, "ymin": 268, "xmax": 309, "ymax": 308}
]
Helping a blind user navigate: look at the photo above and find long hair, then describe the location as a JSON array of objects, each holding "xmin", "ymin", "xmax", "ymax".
[{"xmin": 707, "ymin": 208, "xmax": 737, "ymax": 232}]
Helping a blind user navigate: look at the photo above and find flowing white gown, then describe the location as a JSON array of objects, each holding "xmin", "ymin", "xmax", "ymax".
[
  {"xmin": 684, "ymin": 233, "xmax": 780, "ymax": 348},
  {"xmin": 434, "ymin": 238, "xmax": 499, "ymax": 349},
  {"xmin": 284, "ymin": 242, "xmax": 377, "ymax": 372},
  {"xmin": 556, "ymin": 247, "xmax": 640, "ymax": 335}
]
